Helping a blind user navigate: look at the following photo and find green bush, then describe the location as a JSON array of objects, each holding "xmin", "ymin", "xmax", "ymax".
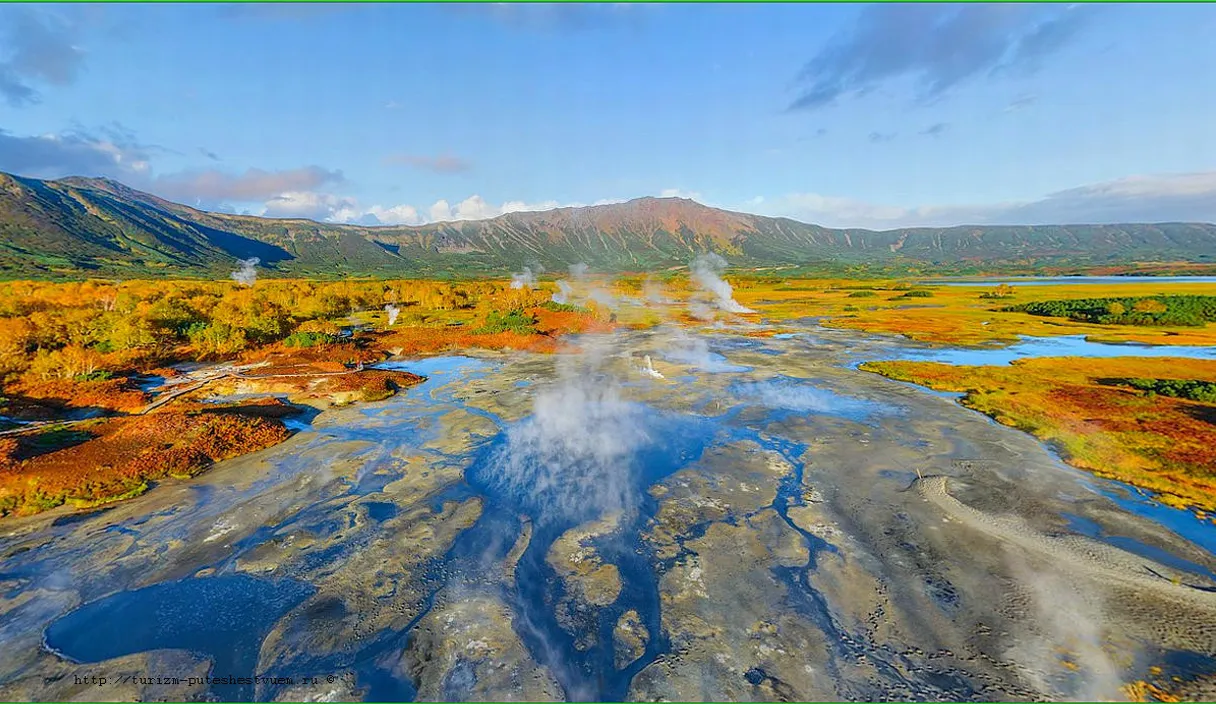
[
  {"xmin": 539, "ymin": 301, "xmax": 586, "ymax": 313},
  {"xmin": 283, "ymin": 331, "xmax": 339, "ymax": 348},
  {"xmin": 847, "ymin": 291, "xmax": 878, "ymax": 298},
  {"xmin": 1115, "ymin": 378, "xmax": 1216, "ymax": 403},
  {"xmin": 896, "ymin": 289, "xmax": 934, "ymax": 299},
  {"xmin": 474, "ymin": 309, "xmax": 538, "ymax": 335},
  {"xmin": 1004, "ymin": 295, "xmax": 1216, "ymax": 327}
]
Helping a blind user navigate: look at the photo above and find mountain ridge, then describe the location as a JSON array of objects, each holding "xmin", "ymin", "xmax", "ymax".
[{"xmin": 2, "ymin": 171, "xmax": 1215, "ymax": 279}]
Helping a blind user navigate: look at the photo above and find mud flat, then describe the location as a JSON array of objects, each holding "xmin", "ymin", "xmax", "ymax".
[{"xmin": 2, "ymin": 326, "xmax": 1215, "ymax": 701}]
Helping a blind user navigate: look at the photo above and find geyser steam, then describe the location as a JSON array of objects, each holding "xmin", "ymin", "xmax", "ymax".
[
  {"xmin": 689, "ymin": 253, "xmax": 752, "ymax": 314},
  {"xmin": 510, "ymin": 264, "xmax": 542, "ymax": 290},
  {"xmin": 384, "ymin": 304, "xmax": 400, "ymax": 326},
  {"xmin": 230, "ymin": 257, "xmax": 260, "ymax": 287},
  {"xmin": 551, "ymin": 263, "xmax": 590, "ymax": 305},
  {"xmin": 480, "ymin": 344, "xmax": 649, "ymax": 524},
  {"xmin": 469, "ymin": 334, "xmax": 713, "ymax": 527},
  {"xmin": 552, "ymin": 280, "xmax": 574, "ymax": 305}
]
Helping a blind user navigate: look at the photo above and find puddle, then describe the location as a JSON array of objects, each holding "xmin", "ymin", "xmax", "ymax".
[
  {"xmin": 361, "ymin": 501, "xmax": 399, "ymax": 522},
  {"xmin": 731, "ymin": 377, "xmax": 891, "ymax": 421},
  {"xmin": 44, "ymin": 574, "xmax": 315, "ymax": 701},
  {"xmin": 467, "ymin": 405, "xmax": 715, "ymax": 527},
  {"xmin": 1062, "ymin": 513, "xmax": 1216, "ymax": 581},
  {"xmin": 661, "ymin": 347, "xmax": 751, "ymax": 372},
  {"xmin": 1092, "ymin": 483, "xmax": 1216, "ymax": 558},
  {"xmin": 373, "ymin": 355, "xmax": 490, "ymax": 377}
]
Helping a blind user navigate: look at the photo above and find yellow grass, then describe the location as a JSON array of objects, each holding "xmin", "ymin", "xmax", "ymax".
[{"xmin": 734, "ymin": 279, "xmax": 1216, "ymax": 347}]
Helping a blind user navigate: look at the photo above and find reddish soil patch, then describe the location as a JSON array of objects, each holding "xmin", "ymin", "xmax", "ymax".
[{"xmin": 0, "ymin": 398, "xmax": 297, "ymax": 517}]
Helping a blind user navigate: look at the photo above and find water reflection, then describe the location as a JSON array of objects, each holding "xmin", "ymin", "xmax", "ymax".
[{"xmin": 887, "ymin": 334, "xmax": 1216, "ymax": 365}]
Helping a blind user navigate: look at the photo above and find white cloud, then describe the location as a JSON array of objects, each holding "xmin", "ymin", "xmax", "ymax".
[
  {"xmin": 414, "ymin": 195, "xmax": 622, "ymax": 224},
  {"xmin": 361, "ymin": 203, "xmax": 423, "ymax": 225},
  {"xmin": 750, "ymin": 171, "xmax": 1216, "ymax": 229},
  {"xmin": 249, "ymin": 173, "xmax": 1216, "ymax": 230},
  {"xmin": 261, "ymin": 191, "xmax": 358, "ymax": 221},
  {"xmin": 659, "ymin": 187, "xmax": 703, "ymax": 201},
  {"xmin": 251, "ymin": 192, "xmax": 626, "ymax": 227},
  {"xmin": 429, "ymin": 195, "xmax": 501, "ymax": 221}
]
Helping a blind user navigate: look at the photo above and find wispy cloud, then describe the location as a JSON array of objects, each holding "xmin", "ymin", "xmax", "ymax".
[
  {"xmin": 444, "ymin": 3, "xmax": 642, "ymax": 32},
  {"xmin": 0, "ymin": 126, "xmax": 153, "ymax": 177},
  {"xmin": 790, "ymin": 4, "xmax": 1094, "ymax": 111},
  {"xmin": 198, "ymin": 147, "xmax": 220, "ymax": 161},
  {"xmin": 0, "ymin": 125, "xmax": 365, "ymax": 218},
  {"xmin": 384, "ymin": 153, "xmax": 473, "ymax": 174},
  {"xmin": 868, "ymin": 131, "xmax": 897, "ymax": 144},
  {"xmin": 152, "ymin": 166, "xmax": 345, "ymax": 203},
  {"xmin": 0, "ymin": 7, "xmax": 86, "ymax": 106},
  {"xmin": 1004, "ymin": 93, "xmax": 1038, "ymax": 112},
  {"xmin": 920, "ymin": 122, "xmax": 949, "ymax": 137},
  {"xmin": 750, "ymin": 172, "xmax": 1216, "ymax": 229}
]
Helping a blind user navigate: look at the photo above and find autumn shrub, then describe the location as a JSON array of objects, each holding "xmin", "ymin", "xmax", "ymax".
[
  {"xmin": 979, "ymin": 284, "xmax": 1016, "ymax": 299},
  {"xmin": 0, "ymin": 317, "xmax": 34, "ymax": 376},
  {"xmin": 186, "ymin": 321, "xmax": 248, "ymax": 357},
  {"xmin": 25, "ymin": 345, "xmax": 109, "ymax": 382}
]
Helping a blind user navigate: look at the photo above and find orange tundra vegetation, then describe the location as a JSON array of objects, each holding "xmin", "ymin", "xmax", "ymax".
[
  {"xmin": 0, "ymin": 399, "xmax": 295, "ymax": 516},
  {"xmin": 0, "ymin": 277, "xmax": 615, "ymax": 517},
  {"xmin": 860, "ymin": 356, "xmax": 1216, "ymax": 513}
]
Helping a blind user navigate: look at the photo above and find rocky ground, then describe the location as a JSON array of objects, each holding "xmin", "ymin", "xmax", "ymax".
[{"xmin": 1, "ymin": 324, "xmax": 1215, "ymax": 701}]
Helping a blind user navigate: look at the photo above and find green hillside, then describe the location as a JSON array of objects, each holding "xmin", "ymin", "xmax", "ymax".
[{"xmin": 1, "ymin": 171, "xmax": 1214, "ymax": 279}]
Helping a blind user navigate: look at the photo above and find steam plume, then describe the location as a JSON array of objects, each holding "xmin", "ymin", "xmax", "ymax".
[
  {"xmin": 511, "ymin": 263, "xmax": 544, "ymax": 290},
  {"xmin": 639, "ymin": 355, "xmax": 664, "ymax": 379},
  {"xmin": 662, "ymin": 327, "xmax": 750, "ymax": 373},
  {"xmin": 230, "ymin": 257, "xmax": 260, "ymax": 287},
  {"xmin": 552, "ymin": 263, "xmax": 590, "ymax": 304},
  {"xmin": 1006, "ymin": 559, "xmax": 1124, "ymax": 700},
  {"xmin": 689, "ymin": 253, "xmax": 752, "ymax": 314},
  {"xmin": 476, "ymin": 337, "xmax": 654, "ymax": 525},
  {"xmin": 384, "ymin": 304, "xmax": 400, "ymax": 326},
  {"xmin": 552, "ymin": 280, "xmax": 574, "ymax": 305}
]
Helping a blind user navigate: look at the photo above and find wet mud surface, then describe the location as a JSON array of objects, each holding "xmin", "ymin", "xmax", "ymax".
[{"xmin": 3, "ymin": 324, "xmax": 1216, "ymax": 701}]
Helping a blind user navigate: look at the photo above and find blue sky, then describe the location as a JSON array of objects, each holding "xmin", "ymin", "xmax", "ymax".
[{"xmin": 2, "ymin": 2, "xmax": 1215, "ymax": 229}]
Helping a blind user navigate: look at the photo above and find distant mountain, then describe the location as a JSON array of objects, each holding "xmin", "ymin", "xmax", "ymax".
[{"xmin": 2, "ymin": 171, "xmax": 1215, "ymax": 279}]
